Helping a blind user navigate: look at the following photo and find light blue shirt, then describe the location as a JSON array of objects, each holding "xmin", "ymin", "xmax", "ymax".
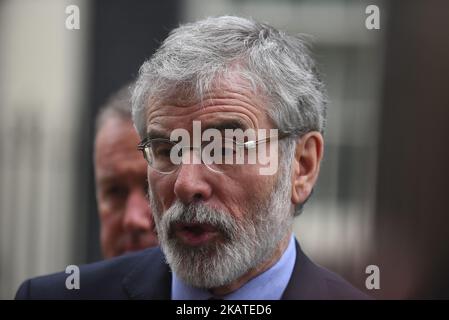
[{"xmin": 171, "ymin": 235, "xmax": 296, "ymax": 300}]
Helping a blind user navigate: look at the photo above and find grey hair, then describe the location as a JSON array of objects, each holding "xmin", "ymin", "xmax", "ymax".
[
  {"xmin": 132, "ymin": 15, "xmax": 327, "ymax": 139},
  {"xmin": 95, "ymin": 84, "xmax": 134, "ymax": 135},
  {"xmin": 132, "ymin": 16, "xmax": 328, "ymax": 215}
]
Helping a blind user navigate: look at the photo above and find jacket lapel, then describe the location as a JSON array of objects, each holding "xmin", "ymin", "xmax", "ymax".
[
  {"xmin": 122, "ymin": 247, "xmax": 172, "ymax": 299},
  {"xmin": 281, "ymin": 240, "xmax": 328, "ymax": 299}
]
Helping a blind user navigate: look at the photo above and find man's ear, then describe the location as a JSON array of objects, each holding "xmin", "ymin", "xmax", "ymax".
[{"xmin": 291, "ymin": 132, "xmax": 324, "ymax": 206}]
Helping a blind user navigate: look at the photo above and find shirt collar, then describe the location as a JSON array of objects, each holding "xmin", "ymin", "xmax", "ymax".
[{"xmin": 171, "ymin": 234, "xmax": 296, "ymax": 300}]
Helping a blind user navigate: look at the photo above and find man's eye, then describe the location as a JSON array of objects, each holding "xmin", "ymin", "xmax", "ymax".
[{"xmin": 153, "ymin": 145, "xmax": 172, "ymax": 158}]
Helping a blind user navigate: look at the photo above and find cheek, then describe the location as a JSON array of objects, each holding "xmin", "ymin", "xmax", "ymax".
[
  {"xmin": 239, "ymin": 176, "xmax": 273, "ymax": 204},
  {"xmin": 231, "ymin": 164, "xmax": 275, "ymax": 193},
  {"xmin": 99, "ymin": 209, "xmax": 124, "ymax": 237},
  {"xmin": 149, "ymin": 173, "xmax": 176, "ymax": 211},
  {"xmin": 213, "ymin": 170, "xmax": 275, "ymax": 219}
]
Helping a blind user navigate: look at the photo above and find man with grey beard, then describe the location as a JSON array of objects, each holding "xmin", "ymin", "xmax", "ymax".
[{"xmin": 15, "ymin": 16, "xmax": 368, "ymax": 300}]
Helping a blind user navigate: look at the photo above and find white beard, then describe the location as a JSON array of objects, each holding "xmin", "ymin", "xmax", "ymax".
[{"xmin": 150, "ymin": 157, "xmax": 294, "ymax": 289}]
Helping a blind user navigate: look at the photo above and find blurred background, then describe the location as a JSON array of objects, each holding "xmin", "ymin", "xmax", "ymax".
[{"xmin": 1, "ymin": 0, "xmax": 448, "ymax": 299}]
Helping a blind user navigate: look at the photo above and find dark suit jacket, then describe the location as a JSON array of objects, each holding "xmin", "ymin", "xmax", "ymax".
[{"xmin": 15, "ymin": 241, "xmax": 369, "ymax": 300}]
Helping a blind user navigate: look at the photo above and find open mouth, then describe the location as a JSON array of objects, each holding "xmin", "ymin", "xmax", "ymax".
[{"xmin": 173, "ymin": 222, "xmax": 219, "ymax": 246}]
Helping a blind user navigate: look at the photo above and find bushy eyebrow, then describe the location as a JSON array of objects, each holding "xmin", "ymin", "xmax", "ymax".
[
  {"xmin": 145, "ymin": 118, "xmax": 249, "ymax": 141},
  {"xmin": 202, "ymin": 118, "xmax": 249, "ymax": 132},
  {"xmin": 146, "ymin": 129, "xmax": 170, "ymax": 140}
]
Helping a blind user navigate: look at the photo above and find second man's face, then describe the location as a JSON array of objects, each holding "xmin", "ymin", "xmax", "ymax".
[{"xmin": 95, "ymin": 117, "xmax": 158, "ymax": 258}]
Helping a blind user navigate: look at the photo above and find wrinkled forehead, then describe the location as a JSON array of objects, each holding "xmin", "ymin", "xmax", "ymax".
[{"xmin": 143, "ymin": 79, "xmax": 273, "ymax": 139}]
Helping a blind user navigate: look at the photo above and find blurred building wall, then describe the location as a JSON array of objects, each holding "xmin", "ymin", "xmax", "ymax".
[
  {"xmin": 374, "ymin": 0, "xmax": 449, "ymax": 299},
  {"xmin": 0, "ymin": 0, "xmax": 89, "ymax": 299}
]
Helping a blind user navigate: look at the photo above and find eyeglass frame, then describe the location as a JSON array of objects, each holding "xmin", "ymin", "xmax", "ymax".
[{"xmin": 137, "ymin": 130, "xmax": 299, "ymax": 175}]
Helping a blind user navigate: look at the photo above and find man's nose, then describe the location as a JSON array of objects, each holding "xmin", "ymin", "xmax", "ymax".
[
  {"xmin": 123, "ymin": 189, "xmax": 151, "ymax": 232},
  {"xmin": 173, "ymin": 156, "xmax": 212, "ymax": 204}
]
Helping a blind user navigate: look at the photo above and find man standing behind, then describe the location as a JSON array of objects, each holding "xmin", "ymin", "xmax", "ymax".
[{"xmin": 94, "ymin": 86, "xmax": 158, "ymax": 258}]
